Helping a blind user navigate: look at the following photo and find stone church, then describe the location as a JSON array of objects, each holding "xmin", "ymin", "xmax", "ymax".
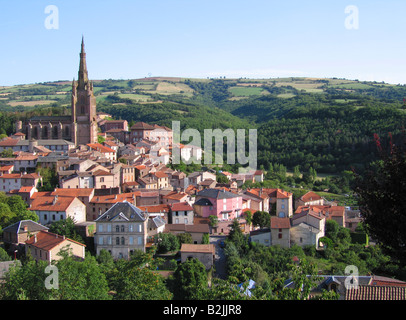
[{"xmin": 17, "ymin": 38, "xmax": 98, "ymax": 146}]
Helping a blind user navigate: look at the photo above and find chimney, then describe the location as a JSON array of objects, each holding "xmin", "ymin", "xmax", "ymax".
[
  {"xmin": 23, "ymin": 225, "xmax": 28, "ymax": 232},
  {"xmin": 34, "ymin": 235, "xmax": 37, "ymax": 243},
  {"xmin": 53, "ymin": 195, "xmax": 58, "ymax": 205}
]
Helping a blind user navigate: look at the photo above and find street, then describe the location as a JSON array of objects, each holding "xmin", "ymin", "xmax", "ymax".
[{"xmin": 210, "ymin": 235, "xmax": 227, "ymax": 280}]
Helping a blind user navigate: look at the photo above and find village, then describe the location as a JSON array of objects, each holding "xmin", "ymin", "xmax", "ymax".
[{"xmin": 1, "ymin": 38, "xmax": 405, "ymax": 302}]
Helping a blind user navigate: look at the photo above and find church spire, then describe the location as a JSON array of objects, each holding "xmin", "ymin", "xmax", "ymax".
[{"xmin": 78, "ymin": 36, "xmax": 89, "ymax": 89}]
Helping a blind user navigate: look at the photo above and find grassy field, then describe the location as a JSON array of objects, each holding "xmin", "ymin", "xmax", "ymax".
[{"xmin": 229, "ymin": 86, "xmax": 266, "ymax": 97}]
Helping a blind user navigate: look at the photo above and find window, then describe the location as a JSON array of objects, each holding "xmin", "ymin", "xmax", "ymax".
[
  {"xmin": 137, "ymin": 224, "xmax": 142, "ymax": 232},
  {"xmin": 278, "ymin": 233, "xmax": 282, "ymax": 239},
  {"xmin": 121, "ymin": 237, "xmax": 125, "ymax": 245},
  {"xmin": 121, "ymin": 225, "xmax": 125, "ymax": 232},
  {"xmin": 223, "ymin": 204, "xmax": 227, "ymax": 211},
  {"xmin": 129, "ymin": 237, "xmax": 133, "ymax": 245},
  {"xmin": 107, "ymin": 224, "xmax": 111, "ymax": 232},
  {"xmin": 116, "ymin": 237, "xmax": 120, "ymax": 245},
  {"xmin": 175, "ymin": 218, "xmax": 179, "ymax": 224},
  {"xmin": 129, "ymin": 224, "xmax": 133, "ymax": 232},
  {"xmin": 107, "ymin": 236, "xmax": 112, "ymax": 245},
  {"xmin": 116, "ymin": 225, "xmax": 120, "ymax": 232},
  {"xmin": 99, "ymin": 237, "xmax": 103, "ymax": 245},
  {"xmin": 52, "ymin": 214, "xmax": 56, "ymax": 221},
  {"xmin": 98, "ymin": 224, "xmax": 103, "ymax": 232},
  {"xmin": 281, "ymin": 204, "xmax": 285, "ymax": 209},
  {"xmin": 137, "ymin": 236, "xmax": 142, "ymax": 245},
  {"xmin": 184, "ymin": 218, "xmax": 188, "ymax": 224}
]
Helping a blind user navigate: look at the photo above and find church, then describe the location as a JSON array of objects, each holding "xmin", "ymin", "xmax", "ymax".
[{"xmin": 17, "ymin": 38, "xmax": 98, "ymax": 146}]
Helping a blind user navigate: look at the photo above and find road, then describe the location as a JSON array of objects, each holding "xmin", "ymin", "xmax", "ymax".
[{"xmin": 210, "ymin": 235, "xmax": 227, "ymax": 280}]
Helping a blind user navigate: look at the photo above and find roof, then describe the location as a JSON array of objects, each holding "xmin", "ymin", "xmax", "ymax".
[
  {"xmin": 91, "ymin": 192, "xmax": 139, "ymax": 204},
  {"xmin": 165, "ymin": 223, "xmax": 210, "ymax": 234},
  {"xmin": 162, "ymin": 191, "xmax": 188, "ymax": 200},
  {"xmin": 148, "ymin": 216, "xmax": 166, "ymax": 229},
  {"xmin": 152, "ymin": 171, "xmax": 168, "ymax": 178},
  {"xmin": 171, "ymin": 202, "xmax": 193, "ymax": 211},
  {"xmin": 270, "ymin": 217, "xmax": 291, "ymax": 229},
  {"xmin": 194, "ymin": 198, "xmax": 213, "ymax": 206},
  {"xmin": 0, "ymin": 138, "xmax": 18, "ymax": 147},
  {"xmin": 52, "ymin": 188, "xmax": 94, "ymax": 198},
  {"xmin": 95, "ymin": 201, "xmax": 147, "ymax": 222},
  {"xmin": 25, "ymin": 230, "xmax": 85, "ymax": 250},
  {"xmin": 130, "ymin": 122, "xmax": 155, "ymax": 130},
  {"xmin": 87, "ymin": 143, "xmax": 115, "ymax": 153},
  {"xmin": 299, "ymin": 191, "xmax": 323, "ymax": 203},
  {"xmin": 138, "ymin": 204, "xmax": 170, "ymax": 213},
  {"xmin": 346, "ymin": 285, "xmax": 406, "ymax": 300},
  {"xmin": 29, "ymin": 196, "xmax": 78, "ymax": 212},
  {"xmin": 196, "ymin": 188, "xmax": 240, "ymax": 200},
  {"xmin": 2, "ymin": 219, "xmax": 48, "ymax": 234},
  {"xmin": 180, "ymin": 243, "xmax": 215, "ymax": 254}
]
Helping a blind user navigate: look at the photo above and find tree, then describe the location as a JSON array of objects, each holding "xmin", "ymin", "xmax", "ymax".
[
  {"xmin": 48, "ymin": 217, "xmax": 84, "ymax": 244},
  {"xmin": 252, "ymin": 211, "xmax": 271, "ymax": 229},
  {"xmin": 353, "ymin": 136, "xmax": 406, "ymax": 266},
  {"xmin": 169, "ymin": 258, "xmax": 208, "ymax": 300},
  {"xmin": 155, "ymin": 232, "xmax": 180, "ymax": 253},
  {"xmin": 108, "ymin": 252, "xmax": 172, "ymax": 300}
]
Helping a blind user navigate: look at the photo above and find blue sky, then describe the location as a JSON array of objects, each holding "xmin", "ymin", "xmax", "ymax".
[{"xmin": 1, "ymin": 0, "xmax": 405, "ymax": 86}]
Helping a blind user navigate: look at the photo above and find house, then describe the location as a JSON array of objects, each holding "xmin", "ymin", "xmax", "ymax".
[
  {"xmin": 169, "ymin": 202, "xmax": 194, "ymax": 225},
  {"xmin": 2, "ymin": 220, "xmax": 48, "ymax": 253},
  {"xmin": 87, "ymin": 143, "xmax": 117, "ymax": 162},
  {"xmin": 194, "ymin": 188, "xmax": 242, "ymax": 220},
  {"xmin": 147, "ymin": 216, "xmax": 166, "ymax": 244},
  {"xmin": 150, "ymin": 171, "xmax": 169, "ymax": 189},
  {"xmin": 290, "ymin": 209, "xmax": 325, "ymax": 249},
  {"xmin": 295, "ymin": 191, "xmax": 325, "ymax": 209},
  {"xmin": 162, "ymin": 190, "xmax": 190, "ymax": 205},
  {"xmin": 137, "ymin": 176, "xmax": 158, "ymax": 189},
  {"xmin": 242, "ymin": 189, "xmax": 269, "ymax": 213},
  {"xmin": 90, "ymin": 192, "xmax": 138, "ymax": 220},
  {"xmin": 29, "ymin": 195, "xmax": 86, "ymax": 226},
  {"xmin": 179, "ymin": 244, "xmax": 215, "ymax": 270},
  {"xmin": 94, "ymin": 201, "xmax": 149, "ymax": 259},
  {"xmin": 199, "ymin": 179, "xmax": 217, "ymax": 190},
  {"xmin": 250, "ymin": 228, "xmax": 271, "ymax": 246},
  {"xmin": 93, "ymin": 169, "xmax": 116, "ymax": 190},
  {"xmin": 188, "ymin": 171, "xmax": 216, "ymax": 187},
  {"xmin": 25, "ymin": 230, "xmax": 86, "ymax": 262},
  {"xmin": 165, "ymin": 223, "xmax": 210, "ymax": 244},
  {"xmin": 51, "ymin": 188, "xmax": 95, "ymax": 221},
  {"xmin": 295, "ymin": 205, "xmax": 346, "ymax": 227},
  {"xmin": 0, "ymin": 172, "xmax": 40, "ymax": 194},
  {"xmin": 270, "ymin": 217, "xmax": 291, "ymax": 248},
  {"xmin": 18, "ymin": 185, "xmax": 38, "ymax": 204},
  {"xmin": 13, "ymin": 154, "xmax": 38, "ymax": 172}
]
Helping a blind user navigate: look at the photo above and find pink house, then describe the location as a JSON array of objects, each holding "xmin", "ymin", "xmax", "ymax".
[{"xmin": 193, "ymin": 188, "xmax": 242, "ymax": 221}]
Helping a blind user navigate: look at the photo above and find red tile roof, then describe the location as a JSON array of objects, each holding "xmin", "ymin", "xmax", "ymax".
[
  {"xmin": 346, "ymin": 285, "xmax": 406, "ymax": 300},
  {"xmin": 270, "ymin": 217, "xmax": 290, "ymax": 229},
  {"xmin": 299, "ymin": 191, "xmax": 323, "ymax": 202},
  {"xmin": 30, "ymin": 196, "xmax": 77, "ymax": 211},
  {"xmin": 171, "ymin": 202, "xmax": 193, "ymax": 211},
  {"xmin": 25, "ymin": 230, "xmax": 85, "ymax": 251},
  {"xmin": 87, "ymin": 143, "xmax": 115, "ymax": 153}
]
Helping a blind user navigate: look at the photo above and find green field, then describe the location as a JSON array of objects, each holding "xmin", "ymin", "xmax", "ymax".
[{"xmin": 229, "ymin": 86, "xmax": 266, "ymax": 97}]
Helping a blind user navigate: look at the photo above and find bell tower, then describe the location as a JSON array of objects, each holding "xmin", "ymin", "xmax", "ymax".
[{"xmin": 71, "ymin": 36, "xmax": 98, "ymax": 146}]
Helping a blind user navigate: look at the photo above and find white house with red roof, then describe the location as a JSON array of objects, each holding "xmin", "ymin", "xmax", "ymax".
[{"xmin": 169, "ymin": 202, "xmax": 194, "ymax": 225}]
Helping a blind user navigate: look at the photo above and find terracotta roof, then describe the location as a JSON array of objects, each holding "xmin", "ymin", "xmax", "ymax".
[
  {"xmin": 345, "ymin": 285, "xmax": 406, "ymax": 300},
  {"xmin": 91, "ymin": 192, "xmax": 139, "ymax": 204},
  {"xmin": 51, "ymin": 188, "xmax": 94, "ymax": 197},
  {"xmin": 92, "ymin": 169, "xmax": 114, "ymax": 176},
  {"xmin": 15, "ymin": 155, "xmax": 39, "ymax": 161},
  {"xmin": 138, "ymin": 204, "xmax": 170, "ymax": 213},
  {"xmin": 180, "ymin": 243, "xmax": 215, "ymax": 254},
  {"xmin": 299, "ymin": 191, "xmax": 323, "ymax": 203},
  {"xmin": 152, "ymin": 171, "xmax": 168, "ymax": 178},
  {"xmin": 87, "ymin": 143, "xmax": 115, "ymax": 153},
  {"xmin": 0, "ymin": 138, "xmax": 18, "ymax": 147},
  {"xmin": 25, "ymin": 230, "xmax": 85, "ymax": 251},
  {"xmin": 130, "ymin": 122, "xmax": 155, "ymax": 130},
  {"xmin": 30, "ymin": 196, "xmax": 77, "ymax": 212},
  {"xmin": 270, "ymin": 217, "xmax": 291, "ymax": 229},
  {"xmin": 19, "ymin": 186, "xmax": 34, "ymax": 193},
  {"xmin": 162, "ymin": 191, "xmax": 188, "ymax": 200},
  {"xmin": 171, "ymin": 202, "xmax": 193, "ymax": 211}
]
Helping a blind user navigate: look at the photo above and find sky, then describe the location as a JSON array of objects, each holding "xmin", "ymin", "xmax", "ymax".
[{"xmin": 1, "ymin": 0, "xmax": 406, "ymax": 86}]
